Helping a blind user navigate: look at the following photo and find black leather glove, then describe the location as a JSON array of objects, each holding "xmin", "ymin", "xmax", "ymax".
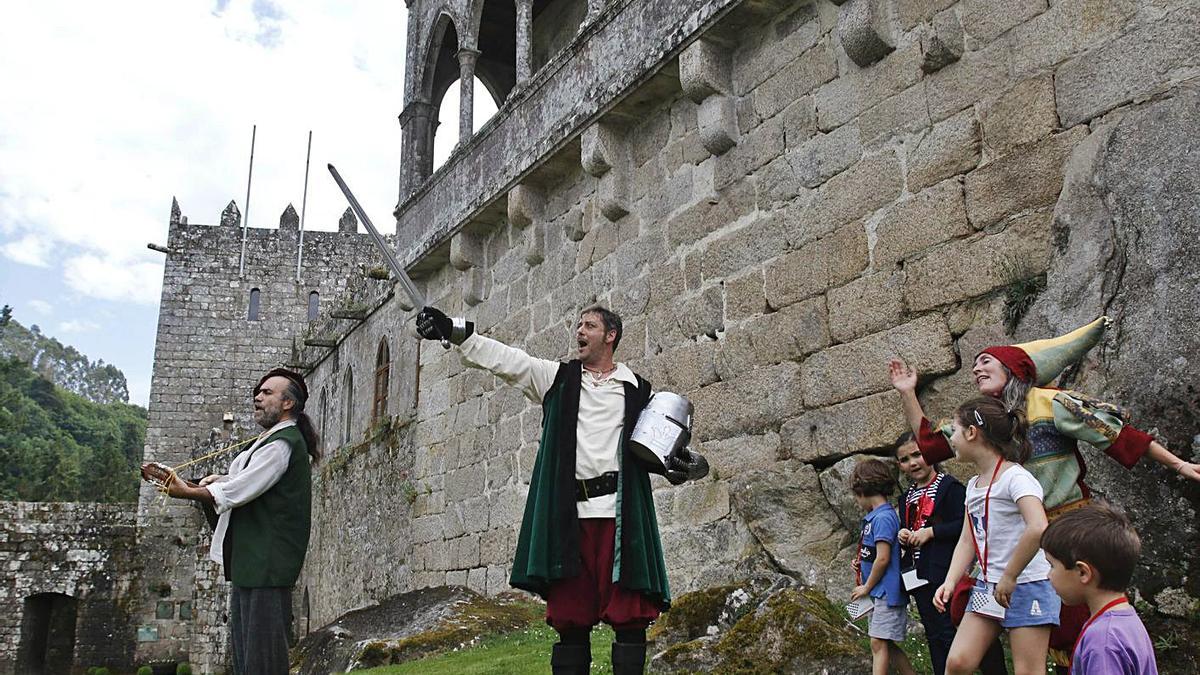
[
  {"xmin": 664, "ymin": 447, "xmax": 709, "ymax": 485},
  {"xmin": 416, "ymin": 306, "xmax": 474, "ymax": 345}
]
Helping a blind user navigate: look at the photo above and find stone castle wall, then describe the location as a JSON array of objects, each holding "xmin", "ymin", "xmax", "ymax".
[
  {"xmin": 296, "ymin": 0, "xmax": 1200, "ymax": 633},
  {"xmin": 0, "ymin": 502, "xmax": 138, "ymax": 675}
]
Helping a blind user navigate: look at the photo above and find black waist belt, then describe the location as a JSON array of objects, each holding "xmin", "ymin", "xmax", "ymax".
[{"xmin": 576, "ymin": 471, "xmax": 619, "ymax": 501}]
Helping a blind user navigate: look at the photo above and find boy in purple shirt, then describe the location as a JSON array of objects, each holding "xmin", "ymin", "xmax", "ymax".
[{"xmin": 1042, "ymin": 503, "xmax": 1158, "ymax": 674}]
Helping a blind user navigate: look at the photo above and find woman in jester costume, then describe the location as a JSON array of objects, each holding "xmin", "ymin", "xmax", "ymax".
[{"xmin": 887, "ymin": 316, "xmax": 1200, "ymax": 673}]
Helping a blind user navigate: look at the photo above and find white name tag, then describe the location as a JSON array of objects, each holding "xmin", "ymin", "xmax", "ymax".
[
  {"xmin": 902, "ymin": 568, "xmax": 928, "ymax": 591},
  {"xmin": 968, "ymin": 583, "xmax": 1007, "ymax": 619},
  {"xmin": 845, "ymin": 597, "xmax": 874, "ymax": 620}
]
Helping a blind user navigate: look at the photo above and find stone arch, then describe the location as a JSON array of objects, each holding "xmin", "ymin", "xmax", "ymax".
[
  {"xmin": 16, "ymin": 592, "xmax": 78, "ymax": 675},
  {"xmin": 421, "ymin": 10, "xmax": 466, "ymax": 112}
]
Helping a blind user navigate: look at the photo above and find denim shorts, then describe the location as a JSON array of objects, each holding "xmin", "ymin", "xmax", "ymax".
[
  {"xmin": 972, "ymin": 579, "xmax": 1061, "ymax": 628},
  {"xmin": 868, "ymin": 597, "xmax": 908, "ymax": 641}
]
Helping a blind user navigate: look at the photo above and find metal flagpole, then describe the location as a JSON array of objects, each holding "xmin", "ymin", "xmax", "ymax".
[
  {"xmin": 296, "ymin": 130, "xmax": 312, "ymax": 282},
  {"xmin": 239, "ymin": 124, "xmax": 257, "ymax": 278}
]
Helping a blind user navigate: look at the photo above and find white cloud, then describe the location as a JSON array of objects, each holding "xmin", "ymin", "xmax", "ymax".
[
  {"xmin": 1, "ymin": 234, "xmax": 53, "ymax": 267},
  {"xmin": 0, "ymin": 0, "xmax": 409, "ymax": 301},
  {"xmin": 63, "ymin": 254, "xmax": 165, "ymax": 306},
  {"xmin": 27, "ymin": 299, "xmax": 52, "ymax": 315},
  {"xmin": 58, "ymin": 319, "xmax": 101, "ymax": 334}
]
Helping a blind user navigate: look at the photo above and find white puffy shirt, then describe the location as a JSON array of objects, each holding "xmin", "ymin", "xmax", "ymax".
[
  {"xmin": 206, "ymin": 419, "xmax": 296, "ymax": 565},
  {"xmin": 459, "ymin": 334, "xmax": 636, "ymax": 519}
]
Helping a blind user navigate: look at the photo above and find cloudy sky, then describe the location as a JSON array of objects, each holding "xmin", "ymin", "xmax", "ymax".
[{"xmin": 0, "ymin": 0, "xmax": 495, "ymax": 405}]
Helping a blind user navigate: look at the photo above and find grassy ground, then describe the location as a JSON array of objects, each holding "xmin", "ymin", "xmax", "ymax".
[{"xmin": 353, "ymin": 623, "xmax": 616, "ymax": 674}]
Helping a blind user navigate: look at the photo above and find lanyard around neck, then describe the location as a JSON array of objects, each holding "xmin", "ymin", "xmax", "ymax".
[
  {"xmin": 968, "ymin": 459, "xmax": 1004, "ymax": 581},
  {"xmin": 1071, "ymin": 596, "xmax": 1128, "ymax": 672},
  {"xmin": 907, "ymin": 471, "xmax": 939, "ymax": 528}
]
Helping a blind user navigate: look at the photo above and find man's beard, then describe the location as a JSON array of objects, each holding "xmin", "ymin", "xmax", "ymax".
[{"xmin": 254, "ymin": 405, "xmax": 282, "ymax": 429}]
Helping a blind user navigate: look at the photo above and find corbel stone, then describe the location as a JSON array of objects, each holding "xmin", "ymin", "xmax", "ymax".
[
  {"xmin": 921, "ymin": 8, "xmax": 963, "ymax": 73},
  {"xmin": 679, "ymin": 39, "xmax": 738, "ymax": 156},
  {"xmin": 564, "ymin": 205, "xmax": 589, "ymax": 242},
  {"xmin": 581, "ymin": 123, "xmax": 630, "ymax": 221},
  {"xmin": 463, "ymin": 268, "xmax": 486, "ymax": 306},
  {"xmin": 697, "ymin": 96, "xmax": 739, "ymax": 155},
  {"xmin": 507, "ymin": 183, "xmax": 543, "ymax": 229},
  {"xmin": 524, "ymin": 222, "xmax": 545, "ymax": 267},
  {"xmin": 838, "ymin": 0, "xmax": 896, "ymax": 68},
  {"xmin": 449, "ymin": 231, "xmax": 485, "ymax": 271},
  {"xmin": 679, "ymin": 39, "xmax": 731, "ymax": 103}
]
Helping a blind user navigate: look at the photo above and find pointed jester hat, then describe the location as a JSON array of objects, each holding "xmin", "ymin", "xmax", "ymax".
[{"xmin": 978, "ymin": 316, "xmax": 1111, "ymax": 386}]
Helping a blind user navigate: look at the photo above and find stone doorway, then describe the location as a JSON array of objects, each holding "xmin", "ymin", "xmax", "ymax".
[{"xmin": 16, "ymin": 592, "xmax": 78, "ymax": 675}]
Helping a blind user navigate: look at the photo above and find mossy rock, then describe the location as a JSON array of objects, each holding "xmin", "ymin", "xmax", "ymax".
[
  {"xmin": 653, "ymin": 582, "xmax": 868, "ymax": 674},
  {"xmin": 648, "ymin": 583, "xmax": 740, "ymax": 644},
  {"xmin": 349, "ymin": 592, "xmax": 544, "ymax": 669}
]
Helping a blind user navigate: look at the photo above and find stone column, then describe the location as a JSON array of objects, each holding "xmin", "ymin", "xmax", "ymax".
[
  {"xmin": 456, "ymin": 48, "xmax": 481, "ymax": 143},
  {"xmin": 514, "ymin": 0, "xmax": 533, "ymax": 86},
  {"xmin": 397, "ymin": 100, "xmax": 436, "ymax": 200}
]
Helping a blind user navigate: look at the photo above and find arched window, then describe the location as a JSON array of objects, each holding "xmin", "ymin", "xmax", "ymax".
[
  {"xmin": 373, "ymin": 338, "xmax": 390, "ymax": 422},
  {"xmin": 307, "ymin": 291, "xmax": 319, "ymax": 321},
  {"xmin": 248, "ymin": 288, "xmax": 261, "ymax": 321},
  {"xmin": 342, "ymin": 367, "xmax": 354, "ymax": 446}
]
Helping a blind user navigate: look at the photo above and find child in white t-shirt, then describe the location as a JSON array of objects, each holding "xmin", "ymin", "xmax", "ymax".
[{"xmin": 933, "ymin": 397, "xmax": 1061, "ymax": 675}]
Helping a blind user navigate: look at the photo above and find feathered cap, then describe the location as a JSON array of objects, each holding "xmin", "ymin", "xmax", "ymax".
[{"xmin": 978, "ymin": 316, "xmax": 1111, "ymax": 386}]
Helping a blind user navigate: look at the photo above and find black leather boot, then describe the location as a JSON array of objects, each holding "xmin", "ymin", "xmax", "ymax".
[
  {"xmin": 551, "ymin": 642, "xmax": 591, "ymax": 675},
  {"xmin": 611, "ymin": 641, "xmax": 647, "ymax": 675}
]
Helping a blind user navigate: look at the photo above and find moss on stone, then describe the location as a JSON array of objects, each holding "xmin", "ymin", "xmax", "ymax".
[
  {"xmin": 648, "ymin": 583, "xmax": 739, "ymax": 642},
  {"xmin": 710, "ymin": 588, "xmax": 858, "ymax": 673},
  {"xmin": 350, "ymin": 594, "xmax": 545, "ymax": 668}
]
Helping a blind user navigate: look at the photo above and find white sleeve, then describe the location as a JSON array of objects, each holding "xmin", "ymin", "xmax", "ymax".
[
  {"xmin": 459, "ymin": 333, "xmax": 560, "ymax": 402},
  {"xmin": 1007, "ymin": 468, "xmax": 1044, "ymax": 503},
  {"xmin": 207, "ymin": 440, "xmax": 292, "ymax": 514}
]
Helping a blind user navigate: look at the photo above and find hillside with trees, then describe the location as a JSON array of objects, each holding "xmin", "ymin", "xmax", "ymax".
[
  {"xmin": 0, "ymin": 305, "xmax": 130, "ymax": 404},
  {"xmin": 0, "ymin": 306, "xmax": 145, "ymax": 502}
]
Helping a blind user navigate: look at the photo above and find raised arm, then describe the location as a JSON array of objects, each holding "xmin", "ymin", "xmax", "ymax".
[
  {"xmin": 889, "ymin": 357, "xmax": 955, "ymax": 464},
  {"xmin": 1053, "ymin": 391, "xmax": 1200, "ymax": 483},
  {"xmin": 888, "ymin": 358, "xmax": 925, "ymax": 433}
]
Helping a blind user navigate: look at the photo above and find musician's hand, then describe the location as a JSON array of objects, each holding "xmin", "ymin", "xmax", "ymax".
[
  {"xmin": 199, "ymin": 474, "xmax": 223, "ymax": 487},
  {"xmin": 164, "ymin": 473, "xmax": 190, "ymax": 498}
]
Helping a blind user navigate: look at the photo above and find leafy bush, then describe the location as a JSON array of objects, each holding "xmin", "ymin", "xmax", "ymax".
[
  {"xmin": 136, "ymin": 667, "xmax": 153, "ymax": 675},
  {"xmin": 176, "ymin": 663, "xmax": 194, "ymax": 675}
]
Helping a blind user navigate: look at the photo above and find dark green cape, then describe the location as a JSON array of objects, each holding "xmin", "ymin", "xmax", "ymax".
[{"xmin": 509, "ymin": 361, "xmax": 671, "ymax": 610}]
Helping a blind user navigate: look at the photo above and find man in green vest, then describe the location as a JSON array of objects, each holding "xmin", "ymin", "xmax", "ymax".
[
  {"xmin": 417, "ymin": 305, "xmax": 707, "ymax": 675},
  {"xmin": 144, "ymin": 368, "xmax": 318, "ymax": 675}
]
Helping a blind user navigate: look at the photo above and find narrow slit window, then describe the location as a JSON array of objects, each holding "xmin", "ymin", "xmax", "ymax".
[
  {"xmin": 308, "ymin": 291, "xmax": 319, "ymax": 321},
  {"xmin": 248, "ymin": 288, "xmax": 261, "ymax": 321}
]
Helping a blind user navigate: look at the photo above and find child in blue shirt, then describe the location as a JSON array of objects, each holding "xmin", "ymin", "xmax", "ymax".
[{"xmin": 851, "ymin": 458, "xmax": 916, "ymax": 675}]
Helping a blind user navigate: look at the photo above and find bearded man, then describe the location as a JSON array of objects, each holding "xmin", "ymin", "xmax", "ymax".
[
  {"xmin": 416, "ymin": 304, "xmax": 707, "ymax": 675},
  {"xmin": 143, "ymin": 368, "xmax": 319, "ymax": 675}
]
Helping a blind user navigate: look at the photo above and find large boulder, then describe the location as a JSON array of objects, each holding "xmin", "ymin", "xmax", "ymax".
[
  {"xmin": 648, "ymin": 574, "xmax": 870, "ymax": 674},
  {"xmin": 1023, "ymin": 85, "xmax": 1200, "ymax": 617},
  {"xmin": 728, "ymin": 461, "xmax": 855, "ymax": 595}
]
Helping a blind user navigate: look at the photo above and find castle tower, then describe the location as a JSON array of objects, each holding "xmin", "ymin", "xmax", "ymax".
[{"xmin": 133, "ymin": 199, "xmax": 378, "ymax": 670}]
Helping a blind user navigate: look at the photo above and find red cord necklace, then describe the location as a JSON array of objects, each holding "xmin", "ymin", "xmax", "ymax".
[
  {"xmin": 967, "ymin": 459, "xmax": 1005, "ymax": 582},
  {"xmin": 1070, "ymin": 596, "xmax": 1128, "ymax": 672}
]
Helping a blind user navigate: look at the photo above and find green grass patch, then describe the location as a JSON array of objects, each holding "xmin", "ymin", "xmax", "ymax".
[{"xmin": 353, "ymin": 623, "xmax": 618, "ymax": 674}]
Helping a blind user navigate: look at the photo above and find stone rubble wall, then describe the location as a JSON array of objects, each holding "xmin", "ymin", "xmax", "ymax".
[
  {"xmin": 0, "ymin": 502, "xmax": 138, "ymax": 675},
  {"xmin": 298, "ymin": 0, "xmax": 1200, "ymax": 632}
]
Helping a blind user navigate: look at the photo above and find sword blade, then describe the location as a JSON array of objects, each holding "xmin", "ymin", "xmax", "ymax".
[{"xmin": 327, "ymin": 164, "xmax": 427, "ymax": 309}]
